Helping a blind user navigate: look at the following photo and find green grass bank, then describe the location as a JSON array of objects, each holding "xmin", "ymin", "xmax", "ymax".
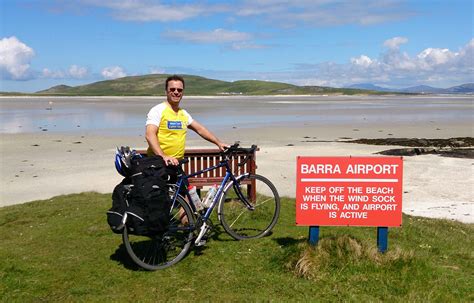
[
  {"xmin": 1, "ymin": 192, "xmax": 472, "ymax": 302},
  {"xmin": 24, "ymin": 74, "xmax": 392, "ymax": 96}
]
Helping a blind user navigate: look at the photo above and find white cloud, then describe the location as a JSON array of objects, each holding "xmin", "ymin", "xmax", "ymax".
[
  {"xmin": 455, "ymin": 38, "xmax": 474, "ymax": 69},
  {"xmin": 83, "ymin": 0, "xmax": 223, "ymax": 22},
  {"xmin": 162, "ymin": 28, "xmax": 266, "ymax": 50},
  {"xmin": 383, "ymin": 36, "xmax": 408, "ymax": 49},
  {"xmin": 0, "ymin": 36, "xmax": 35, "ymax": 80},
  {"xmin": 200, "ymin": 38, "xmax": 473, "ymax": 88},
  {"xmin": 382, "ymin": 49, "xmax": 416, "ymax": 71},
  {"xmin": 235, "ymin": 0, "xmax": 413, "ymax": 27},
  {"xmin": 230, "ymin": 42, "xmax": 267, "ymax": 50},
  {"xmin": 350, "ymin": 55, "xmax": 374, "ymax": 68},
  {"xmin": 150, "ymin": 67, "xmax": 165, "ymax": 74},
  {"xmin": 42, "ymin": 68, "xmax": 65, "ymax": 78},
  {"xmin": 39, "ymin": 64, "xmax": 89, "ymax": 79},
  {"xmin": 342, "ymin": 38, "xmax": 474, "ymax": 87},
  {"xmin": 0, "ymin": 37, "xmax": 90, "ymax": 82},
  {"xmin": 101, "ymin": 66, "xmax": 126, "ymax": 79},
  {"xmin": 41, "ymin": 65, "xmax": 89, "ymax": 79},
  {"xmin": 77, "ymin": 1, "xmax": 412, "ymax": 28},
  {"xmin": 68, "ymin": 65, "xmax": 88, "ymax": 78},
  {"xmin": 163, "ymin": 29, "xmax": 252, "ymax": 44}
]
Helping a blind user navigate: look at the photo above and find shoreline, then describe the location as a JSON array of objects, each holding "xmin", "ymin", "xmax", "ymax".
[
  {"xmin": 1, "ymin": 95, "xmax": 472, "ymax": 223},
  {"xmin": 2, "ymin": 94, "xmax": 474, "ymax": 99},
  {"xmin": 1, "ymin": 132, "xmax": 472, "ymax": 224}
]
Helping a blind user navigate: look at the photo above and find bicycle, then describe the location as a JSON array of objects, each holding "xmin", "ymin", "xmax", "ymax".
[{"xmin": 122, "ymin": 143, "xmax": 280, "ymax": 270}]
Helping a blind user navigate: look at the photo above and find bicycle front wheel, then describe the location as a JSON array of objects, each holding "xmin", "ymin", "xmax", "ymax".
[
  {"xmin": 123, "ymin": 195, "xmax": 195, "ymax": 270},
  {"xmin": 218, "ymin": 174, "xmax": 280, "ymax": 240}
]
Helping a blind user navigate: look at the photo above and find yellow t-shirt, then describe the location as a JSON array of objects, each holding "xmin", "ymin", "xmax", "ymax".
[{"xmin": 146, "ymin": 102, "xmax": 193, "ymax": 159}]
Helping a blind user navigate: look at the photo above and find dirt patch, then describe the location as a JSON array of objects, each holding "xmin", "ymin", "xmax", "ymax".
[
  {"xmin": 347, "ymin": 137, "xmax": 474, "ymax": 148},
  {"xmin": 345, "ymin": 137, "xmax": 474, "ymax": 159}
]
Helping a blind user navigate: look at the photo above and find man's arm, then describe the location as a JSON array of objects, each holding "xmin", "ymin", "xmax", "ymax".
[
  {"xmin": 188, "ymin": 120, "xmax": 228, "ymax": 151},
  {"xmin": 145, "ymin": 124, "xmax": 179, "ymax": 165}
]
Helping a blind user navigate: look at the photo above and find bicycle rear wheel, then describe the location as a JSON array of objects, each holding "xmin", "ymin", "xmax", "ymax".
[
  {"xmin": 123, "ymin": 195, "xmax": 195, "ymax": 270},
  {"xmin": 218, "ymin": 174, "xmax": 280, "ymax": 240}
]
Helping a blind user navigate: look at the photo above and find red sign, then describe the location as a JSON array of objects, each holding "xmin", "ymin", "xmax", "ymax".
[{"xmin": 296, "ymin": 156, "xmax": 403, "ymax": 227}]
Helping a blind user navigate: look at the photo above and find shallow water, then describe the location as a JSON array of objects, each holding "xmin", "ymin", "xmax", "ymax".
[{"xmin": 0, "ymin": 95, "xmax": 472, "ymax": 136}]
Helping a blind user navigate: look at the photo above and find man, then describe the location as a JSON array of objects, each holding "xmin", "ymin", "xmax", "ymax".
[{"xmin": 145, "ymin": 74, "xmax": 228, "ymax": 165}]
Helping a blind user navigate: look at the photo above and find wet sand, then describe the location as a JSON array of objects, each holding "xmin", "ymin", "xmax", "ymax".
[{"xmin": 0, "ymin": 96, "xmax": 473, "ymax": 223}]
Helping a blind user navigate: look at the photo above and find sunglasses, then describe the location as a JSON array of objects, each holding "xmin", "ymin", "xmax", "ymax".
[{"xmin": 168, "ymin": 88, "xmax": 183, "ymax": 93}]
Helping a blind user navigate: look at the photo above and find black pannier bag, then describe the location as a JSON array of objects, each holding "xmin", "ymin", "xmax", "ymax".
[
  {"xmin": 129, "ymin": 155, "xmax": 178, "ymax": 184},
  {"xmin": 129, "ymin": 156, "xmax": 167, "ymax": 178},
  {"xmin": 107, "ymin": 178, "xmax": 132, "ymax": 234},
  {"xmin": 106, "ymin": 179, "xmax": 150, "ymax": 235},
  {"xmin": 107, "ymin": 155, "xmax": 172, "ymax": 235}
]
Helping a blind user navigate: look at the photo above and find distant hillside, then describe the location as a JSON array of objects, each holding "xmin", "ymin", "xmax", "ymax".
[
  {"xmin": 402, "ymin": 85, "xmax": 444, "ymax": 94},
  {"xmin": 445, "ymin": 83, "xmax": 474, "ymax": 93},
  {"xmin": 35, "ymin": 74, "xmax": 384, "ymax": 96},
  {"xmin": 347, "ymin": 83, "xmax": 474, "ymax": 94},
  {"xmin": 347, "ymin": 83, "xmax": 393, "ymax": 92}
]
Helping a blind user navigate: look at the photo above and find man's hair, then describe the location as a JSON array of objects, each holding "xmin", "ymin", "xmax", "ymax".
[{"xmin": 165, "ymin": 75, "xmax": 185, "ymax": 91}]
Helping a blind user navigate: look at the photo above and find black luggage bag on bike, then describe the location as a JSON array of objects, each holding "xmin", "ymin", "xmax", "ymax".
[
  {"xmin": 107, "ymin": 156, "xmax": 173, "ymax": 236},
  {"xmin": 107, "ymin": 178, "xmax": 132, "ymax": 234}
]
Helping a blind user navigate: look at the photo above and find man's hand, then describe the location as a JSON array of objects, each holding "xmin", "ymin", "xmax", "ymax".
[
  {"xmin": 163, "ymin": 155, "xmax": 179, "ymax": 166},
  {"xmin": 216, "ymin": 142, "xmax": 229, "ymax": 152}
]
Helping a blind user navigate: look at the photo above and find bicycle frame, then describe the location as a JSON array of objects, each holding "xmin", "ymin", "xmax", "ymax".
[{"xmin": 169, "ymin": 157, "xmax": 252, "ymax": 225}]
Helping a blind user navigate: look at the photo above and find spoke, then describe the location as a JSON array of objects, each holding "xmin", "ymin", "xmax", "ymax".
[
  {"xmin": 254, "ymin": 197, "xmax": 273, "ymax": 208},
  {"xmin": 147, "ymin": 244, "xmax": 155, "ymax": 265},
  {"xmin": 157, "ymin": 240, "xmax": 167, "ymax": 263},
  {"xmin": 227, "ymin": 197, "xmax": 273, "ymax": 228},
  {"xmin": 152, "ymin": 244, "xmax": 157, "ymax": 265},
  {"xmin": 142, "ymin": 243, "xmax": 150, "ymax": 263},
  {"xmin": 229, "ymin": 209, "xmax": 247, "ymax": 228},
  {"xmin": 171, "ymin": 212, "xmax": 180, "ymax": 221},
  {"xmin": 153, "ymin": 239, "xmax": 163, "ymax": 265}
]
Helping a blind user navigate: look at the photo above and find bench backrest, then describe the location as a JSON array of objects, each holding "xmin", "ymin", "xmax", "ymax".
[
  {"xmin": 184, "ymin": 148, "xmax": 258, "ymax": 201},
  {"xmin": 182, "ymin": 148, "xmax": 257, "ymax": 188},
  {"xmin": 136, "ymin": 148, "xmax": 258, "ymax": 188}
]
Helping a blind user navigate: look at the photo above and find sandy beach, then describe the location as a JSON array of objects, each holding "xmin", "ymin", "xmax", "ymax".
[{"xmin": 0, "ymin": 96, "xmax": 472, "ymax": 224}]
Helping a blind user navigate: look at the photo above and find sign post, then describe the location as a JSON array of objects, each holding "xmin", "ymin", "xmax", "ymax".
[
  {"xmin": 308, "ymin": 226, "xmax": 320, "ymax": 246},
  {"xmin": 377, "ymin": 227, "xmax": 389, "ymax": 253},
  {"xmin": 296, "ymin": 156, "xmax": 403, "ymax": 252}
]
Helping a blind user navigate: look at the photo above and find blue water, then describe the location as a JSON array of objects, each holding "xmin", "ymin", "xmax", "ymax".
[{"xmin": 0, "ymin": 95, "xmax": 472, "ymax": 136}]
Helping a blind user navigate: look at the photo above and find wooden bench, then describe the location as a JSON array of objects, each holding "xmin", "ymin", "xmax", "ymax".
[{"xmin": 138, "ymin": 148, "xmax": 258, "ymax": 200}]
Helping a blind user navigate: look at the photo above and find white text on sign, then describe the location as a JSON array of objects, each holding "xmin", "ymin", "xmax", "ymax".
[
  {"xmin": 296, "ymin": 157, "xmax": 403, "ymax": 227},
  {"xmin": 300, "ymin": 164, "xmax": 399, "ymax": 175}
]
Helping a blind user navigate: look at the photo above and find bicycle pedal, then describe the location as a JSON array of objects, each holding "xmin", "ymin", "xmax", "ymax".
[{"xmin": 195, "ymin": 239, "xmax": 207, "ymax": 247}]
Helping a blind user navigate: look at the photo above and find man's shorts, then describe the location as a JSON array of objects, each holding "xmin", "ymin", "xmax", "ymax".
[{"xmin": 166, "ymin": 165, "xmax": 188, "ymax": 195}]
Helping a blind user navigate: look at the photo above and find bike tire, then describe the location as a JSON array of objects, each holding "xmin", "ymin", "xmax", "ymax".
[
  {"xmin": 218, "ymin": 174, "xmax": 280, "ymax": 240},
  {"xmin": 123, "ymin": 195, "xmax": 195, "ymax": 270}
]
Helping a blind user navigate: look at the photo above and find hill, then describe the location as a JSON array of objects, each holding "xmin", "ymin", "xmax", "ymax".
[
  {"xmin": 347, "ymin": 83, "xmax": 394, "ymax": 92},
  {"xmin": 402, "ymin": 85, "xmax": 444, "ymax": 94},
  {"xmin": 35, "ymin": 74, "xmax": 380, "ymax": 96},
  {"xmin": 38, "ymin": 84, "xmax": 73, "ymax": 93},
  {"xmin": 347, "ymin": 83, "xmax": 474, "ymax": 94},
  {"xmin": 445, "ymin": 83, "xmax": 474, "ymax": 93}
]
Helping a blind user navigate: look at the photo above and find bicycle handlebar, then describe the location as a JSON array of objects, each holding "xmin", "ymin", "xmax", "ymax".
[
  {"xmin": 223, "ymin": 142, "xmax": 257, "ymax": 155},
  {"xmin": 178, "ymin": 158, "xmax": 189, "ymax": 166},
  {"xmin": 222, "ymin": 143, "xmax": 257, "ymax": 166}
]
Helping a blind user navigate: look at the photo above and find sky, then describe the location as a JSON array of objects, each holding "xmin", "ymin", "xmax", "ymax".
[{"xmin": 0, "ymin": 0, "xmax": 473, "ymax": 92}]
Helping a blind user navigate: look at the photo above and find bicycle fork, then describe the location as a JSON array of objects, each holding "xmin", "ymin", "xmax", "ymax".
[{"xmin": 233, "ymin": 182, "xmax": 255, "ymax": 211}]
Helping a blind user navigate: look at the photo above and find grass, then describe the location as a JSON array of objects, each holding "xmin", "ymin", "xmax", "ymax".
[
  {"xmin": 28, "ymin": 73, "xmax": 400, "ymax": 96},
  {"xmin": 1, "ymin": 192, "xmax": 472, "ymax": 302}
]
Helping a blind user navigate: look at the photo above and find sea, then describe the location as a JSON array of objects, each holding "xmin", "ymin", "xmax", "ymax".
[{"xmin": 0, "ymin": 95, "xmax": 472, "ymax": 136}]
